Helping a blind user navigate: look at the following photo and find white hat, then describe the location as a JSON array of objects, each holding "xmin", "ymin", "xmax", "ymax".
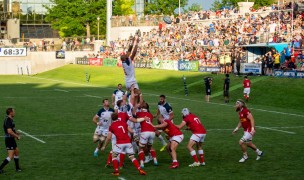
[{"xmin": 181, "ymin": 108, "xmax": 190, "ymax": 116}]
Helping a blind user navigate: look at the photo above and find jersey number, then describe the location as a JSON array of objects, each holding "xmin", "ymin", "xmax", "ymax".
[
  {"xmin": 194, "ymin": 117, "xmax": 201, "ymax": 124},
  {"xmin": 118, "ymin": 126, "xmax": 126, "ymax": 133}
]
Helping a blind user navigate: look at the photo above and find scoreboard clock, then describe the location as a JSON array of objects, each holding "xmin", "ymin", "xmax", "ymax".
[{"xmin": 0, "ymin": 48, "xmax": 27, "ymax": 57}]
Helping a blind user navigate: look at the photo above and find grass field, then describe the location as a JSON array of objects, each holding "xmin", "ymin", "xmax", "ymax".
[{"xmin": 0, "ymin": 65, "xmax": 303, "ymax": 180}]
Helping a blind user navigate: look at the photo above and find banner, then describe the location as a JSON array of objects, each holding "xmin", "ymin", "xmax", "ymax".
[
  {"xmin": 103, "ymin": 58, "xmax": 117, "ymax": 67},
  {"xmin": 161, "ymin": 60, "xmax": 178, "ymax": 70},
  {"xmin": 89, "ymin": 58, "xmax": 102, "ymax": 66},
  {"xmin": 198, "ymin": 66, "xmax": 220, "ymax": 72},
  {"xmin": 178, "ymin": 60, "xmax": 199, "ymax": 72},
  {"xmin": 282, "ymin": 70, "xmax": 296, "ymax": 78},
  {"xmin": 274, "ymin": 70, "xmax": 283, "ymax": 77},
  {"xmin": 243, "ymin": 63, "xmax": 261, "ymax": 74},
  {"xmin": 152, "ymin": 58, "xmax": 161, "ymax": 69},
  {"xmin": 134, "ymin": 59, "xmax": 153, "ymax": 68},
  {"xmin": 76, "ymin": 57, "xmax": 89, "ymax": 65},
  {"xmin": 296, "ymin": 71, "xmax": 304, "ymax": 78}
]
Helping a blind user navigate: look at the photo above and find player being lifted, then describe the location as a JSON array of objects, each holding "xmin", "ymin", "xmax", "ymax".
[
  {"xmin": 120, "ymin": 31, "xmax": 141, "ymax": 107},
  {"xmin": 92, "ymin": 99, "xmax": 114, "ymax": 157},
  {"xmin": 176, "ymin": 108, "xmax": 207, "ymax": 167}
]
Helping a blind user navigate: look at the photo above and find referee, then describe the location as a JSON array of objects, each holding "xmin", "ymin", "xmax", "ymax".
[{"xmin": 0, "ymin": 108, "xmax": 21, "ymax": 174}]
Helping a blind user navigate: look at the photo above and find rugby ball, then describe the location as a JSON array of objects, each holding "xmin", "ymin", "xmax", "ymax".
[{"xmin": 163, "ymin": 16, "xmax": 172, "ymax": 24}]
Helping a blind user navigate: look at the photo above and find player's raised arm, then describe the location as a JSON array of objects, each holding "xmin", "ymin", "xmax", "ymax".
[{"xmin": 129, "ymin": 35, "xmax": 139, "ymax": 60}]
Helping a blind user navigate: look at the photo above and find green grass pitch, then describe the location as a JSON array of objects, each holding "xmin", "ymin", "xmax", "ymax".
[{"xmin": 0, "ymin": 65, "xmax": 303, "ymax": 179}]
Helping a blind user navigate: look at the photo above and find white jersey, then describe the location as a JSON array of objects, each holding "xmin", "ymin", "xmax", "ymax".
[
  {"xmin": 158, "ymin": 102, "xmax": 173, "ymax": 120},
  {"xmin": 122, "ymin": 57, "xmax": 137, "ymax": 89},
  {"xmin": 113, "ymin": 89, "xmax": 125, "ymax": 104},
  {"xmin": 96, "ymin": 107, "xmax": 114, "ymax": 131}
]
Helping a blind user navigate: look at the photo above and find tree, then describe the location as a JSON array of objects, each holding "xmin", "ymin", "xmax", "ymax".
[
  {"xmin": 211, "ymin": 0, "xmax": 274, "ymax": 11},
  {"xmin": 44, "ymin": 0, "xmax": 106, "ymax": 38},
  {"xmin": 188, "ymin": 3, "xmax": 203, "ymax": 12},
  {"xmin": 112, "ymin": 0, "xmax": 134, "ymax": 16},
  {"xmin": 145, "ymin": 0, "xmax": 188, "ymax": 15}
]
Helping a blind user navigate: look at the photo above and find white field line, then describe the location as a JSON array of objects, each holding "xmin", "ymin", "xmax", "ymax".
[
  {"xmin": 17, "ymin": 129, "xmax": 46, "ymax": 143},
  {"xmin": 2, "ymin": 125, "xmax": 300, "ymax": 138},
  {"xmin": 26, "ymin": 76, "xmax": 304, "ymax": 118},
  {"xmin": 264, "ymin": 126, "xmax": 304, "ymax": 129},
  {"xmin": 54, "ymin": 89, "xmax": 69, "ymax": 93},
  {"xmin": 256, "ymin": 126, "xmax": 296, "ymax": 134},
  {"xmin": 84, "ymin": 94, "xmax": 103, "ymax": 98}
]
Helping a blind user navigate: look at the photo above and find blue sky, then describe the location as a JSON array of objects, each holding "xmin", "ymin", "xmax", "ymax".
[{"xmin": 187, "ymin": 0, "xmax": 216, "ymax": 10}]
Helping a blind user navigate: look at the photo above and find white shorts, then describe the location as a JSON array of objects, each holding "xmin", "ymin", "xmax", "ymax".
[
  {"xmin": 139, "ymin": 131, "xmax": 155, "ymax": 145},
  {"xmin": 170, "ymin": 134, "xmax": 184, "ymax": 144},
  {"xmin": 113, "ymin": 143, "xmax": 134, "ymax": 155},
  {"xmin": 94, "ymin": 127, "xmax": 109, "ymax": 137},
  {"xmin": 190, "ymin": 134, "xmax": 206, "ymax": 143},
  {"xmin": 240, "ymin": 131, "xmax": 253, "ymax": 142},
  {"xmin": 244, "ymin": 88, "xmax": 250, "ymax": 95},
  {"xmin": 126, "ymin": 81, "xmax": 139, "ymax": 90}
]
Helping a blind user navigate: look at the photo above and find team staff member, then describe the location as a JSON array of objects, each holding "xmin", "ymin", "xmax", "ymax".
[
  {"xmin": 224, "ymin": 74, "xmax": 230, "ymax": 103},
  {"xmin": 0, "ymin": 108, "xmax": 21, "ymax": 173},
  {"xmin": 204, "ymin": 77, "xmax": 212, "ymax": 102},
  {"xmin": 233, "ymin": 100, "xmax": 263, "ymax": 163}
]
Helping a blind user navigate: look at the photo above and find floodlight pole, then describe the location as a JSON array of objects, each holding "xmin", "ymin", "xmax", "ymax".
[
  {"xmin": 97, "ymin": 16, "xmax": 100, "ymax": 40},
  {"xmin": 106, "ymin": 0, "xmax": 112, "ymax": 46},
  {"xmin": 179, "ymin": 0, "xmax": 181, "ymax": 16}
]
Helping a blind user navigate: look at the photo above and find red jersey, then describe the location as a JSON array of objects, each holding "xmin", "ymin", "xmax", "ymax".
[
  {"xmin": 243, "ymin": 79, "xmax": 251, "ymax": 88},
  {"xmin": 109, "ymin": 120, "xmax": 131, "ymax": 144},
  {"xmin": 163, "ymin": 119, "xmax": 182, "ymax": 137},
  {"xmin": 118, "ymin": 111, "xmax": 130, "ymax": 124},
  {"xmin": 238, "ymin": 107, "xmax": 254, "ymax": 133},
  {"xmin": 183, "ymin": 114, "xmax": 206, "ymax": 134},
  {"xmin": 136, "ymin": 111, "xmax": 154, "ymax": 132}
]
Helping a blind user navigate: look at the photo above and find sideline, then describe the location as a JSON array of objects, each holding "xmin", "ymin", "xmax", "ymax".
[{"xmin": 17, "ymin": 129, "xmax": 46, "ymax": 144}]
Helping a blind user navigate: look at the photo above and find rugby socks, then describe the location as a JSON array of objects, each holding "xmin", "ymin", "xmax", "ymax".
[
  {"xmin": 256, "ymin": 149, "xmax": 262, "ymax": 155},
  {"xmin": 112, "ymin": 158, "xmax": 119, "ymax": 172},
  {"xmin": 138, "ymin": 150, "xmax": 145, "ymax": 164},
  {"xmin": 158, "ymin": 135, "xmax": 167, "ymax": 146},
  {"xmin": 150, "ymin": 150, "xmax": 157, "ymax": 162},
  {"xmin": 119, "ymin": 153, "xmax": 125, "ymax": 167},
  {"xmin": 14, "ymin": 156, "xmax": 20, "ymax": 170},
  {"xmin": 198, "ymin": 150, "xmax": 205, "ymax": 163},
  {"xmin": 0, "ymin": 157, "xmax": 11, "ymax": 170},
  {"xmin": 106, "ymin": 151, "xmax": 112, "ymax": 165},
  {"xmin": 94, "ymin": 148, "xmax": 99, "ymax": 153},
  {"xmin": 190, "ymin": 150, "xmax": 199, "ymax": 163},
  {"xmin": 131, "ymin": 158, "xmax": 141, "ymax": 170}
]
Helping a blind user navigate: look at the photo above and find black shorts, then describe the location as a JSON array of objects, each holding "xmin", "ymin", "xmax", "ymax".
[
  {"xmin": 206, "ymin": 88, "xmax": 211, "ymax": 95},
  {"xmin": 226, "ymin": 63, "xmax": 231, "ymax": 66},
  {"xmin": 224, "ymin": 90, "xmax": 229, "ymax": 97},
  {"xmin": 5, "ymin": 138, "xmax": 17, "ymax": 150}
]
